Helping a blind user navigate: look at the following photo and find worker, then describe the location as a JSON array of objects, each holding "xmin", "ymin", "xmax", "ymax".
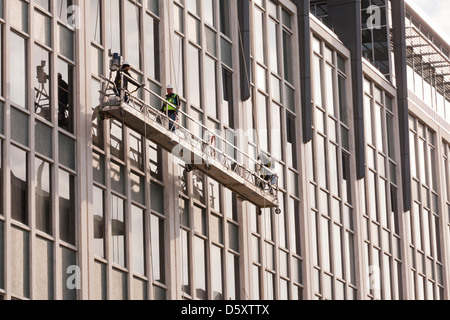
[
  {"xmin": 258, "ymin": 152, "xmax": 276, "ymax": 190},
  {"xmin": 161, "ymin": 84, "xmax": 180, "ymax": 132},
  {"xmin": 114, "ymin": 61, "xmax": 144, "ymax": 103}
]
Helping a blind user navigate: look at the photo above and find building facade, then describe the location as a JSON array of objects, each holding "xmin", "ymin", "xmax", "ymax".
[{"xmin": 0, "ymin": 0, "xmax": 449, "ymax": 300}]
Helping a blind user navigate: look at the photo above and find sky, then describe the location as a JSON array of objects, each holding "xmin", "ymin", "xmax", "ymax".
[{"xmin": 408, "ymin": 0, "xmax": 450, "ymax": 43}]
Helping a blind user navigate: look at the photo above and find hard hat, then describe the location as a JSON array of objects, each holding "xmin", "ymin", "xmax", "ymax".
[
  {"xmin": 167, "ymin": 84, "xmax": 174, "ymax": 89},
  {"xmin": 122, "ymin": 61, "xmax": 130, "ymax": 67}
]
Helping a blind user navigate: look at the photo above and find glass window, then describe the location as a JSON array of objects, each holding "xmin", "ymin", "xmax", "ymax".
[
  {"xmin": 203, "ymin": 0, "xmax": 214, "ymax": 26},
  {"xmin": 227, "ymin": 252, "xmax": 240, "ymax": 299},
  {"xmin": 131, "ymin": 172, "xmax": 145, "ymax": 204},
  {"xmin": 92, "ymin": 151, "xmax": 105, "ymax": 185},
  {"xmin": 11, "ymin": 145, "xmax": 28, "ymax": 225},
  {"xmin": 34, "ymin": 45, "xmax": 52, "ymax": 122},
  {"xmin": 35, "ymin": 9, "xmax": 52, "ymax": 47},
  {"xmin": 172, "ymin": 35, "xmax": 185, "ymax": 97},
  {"xmin": 35, "ymin": 158, "xmax": 52, "ymax": 235},
  {"xmin": 283, "ymin": 31, "xmax": 293, "ymax": 83},
  {"xmin": 151, "ymin": 183, "xmax": 165, "ymax": 214},
  {"xmin": 10, "ymin": 0, "xmax": 28, "ymax": 33},
  {"xmin": 188, "ymin": 45, "xmax": 201, "ymax": 108},
  {"xmin": 110, "ymin": 161, "xmax": 125, "ymax": 195},
  {"xmin": 93, "ymin": 186, "xmax": 105, "ymax": 258},
  {"xmin": 131, "ymin": 205, "xmax": 145, "ymax": 275},
  {"xmin": 91, "ymin": 78, "xmax": 104, "ymax": 149},
  {"xmin": 268, "ymin": 19, "xmax": 279, "ymax": 74},
  {"xmin": 222, "ymin": 68, "xmax": 234, "ymax": 128},
  {"xmin": 126, "ymin": 0, "xmax": 141, "ymax": 69},
  {"xmin": 254, "ymin": 9, "xmax": 266, "ymax": 64},
  {"xmin": 286, "ymin": 112, "xmax": 298, "ymax": 169},
  {"xmin": 145, "ymin": 13, "xmax": 160, "ymax": 81},
  {"xmin": 58, "ymin": 24, "xmax": 74, "ymax": 61},
  {"xmin": 194, "ymin": 236, "xmax": 207, "ymax": 299},
  {"xmin": 211, "ymin": 245, "xmax": 223, "ymax": 300},
  {"xmin": 11, "ymin": 107, "xmax": 29, "ymax": 147},
  {"xmin": 111, "ymin": 194, "xmax": 126, "ymax": 267},
  {"xmin": 110, "ymin": 120, "xmax": 124, "ymax": 159},
  {"xmin": 91, "ymin": 0, "xmax": 102, "ymax": 44},
  {"xmin": 151, "ymin": 214, "xmax": 165, "ymax": 283},
  {"xmin": 35, "ymin": 0, "xmax": 50, "ymax": 12},
  {"xmin": 205, "ymin": 56, "xmax": 218, "ymax": 119},
  {"xmin": 106, "ymin": 0, "xmax": 121, "ymax": 54},
  {"xmin": 181, "ymin": 229, "xmax": 190, "ymax": 294},
  {"xmin": 59, "ymin": 133, "xmax": 76, "ymax": 170},
  {"xmin": 129, "ymin": 129, "xmax": 144, "ymax": 170},
  {"xmin": 10, "ymin": 32, "xmax": 27, "ymax": 109},
  {"xmin": 219, "ymin": 0, "xmax": 230, "ymax": 37},
  {"xmin": 59, "ymin": 169, "xmax": 75, "ymax": 245},
  {"xmin": 58, "ymin": 59, "xmax": 74, "ymax": 133},
  {"xmin": 313, "ymin": 55, "xmax": 323, "ymax": 108}
]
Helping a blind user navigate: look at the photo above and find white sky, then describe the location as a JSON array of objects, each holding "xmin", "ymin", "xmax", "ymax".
[{"xmin": 408, "ymin": 0, "xmax": 450, "ymax": 44}]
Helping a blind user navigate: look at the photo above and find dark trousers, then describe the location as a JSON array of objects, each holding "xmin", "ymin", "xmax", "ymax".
[{"xmin": 168, "ymin": 111, "xmax": 177, "ymax": 132}]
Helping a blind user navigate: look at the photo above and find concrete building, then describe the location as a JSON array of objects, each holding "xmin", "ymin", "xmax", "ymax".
[{"xmin": 0, "ymin": 0, "xmax": 449, "ymax": 300}]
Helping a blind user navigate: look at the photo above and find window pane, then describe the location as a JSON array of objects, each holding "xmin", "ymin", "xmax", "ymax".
[
  {"xmin": 35, "ymin": 121, "xmax": 52, "ymax": 158},
  {"xmin": 145, "ymin": 14, "xmax": 160, "ymax": 81},
  {"xmin": 111, "ymin": 195, "xmax": 126, "ymax": 267},
  {"xmin": 58, "ymin": 24, "xmax": 74, "ymax": 61},
  {"xmin": 10, "ymin": 32, "xmax": 27, "ymax": 109},
  {"xmin": 188, "ymin": 45, "xmax": 201, "ymax": 108},
  {"xmin": 194, "ymin": 236, "xmax": 207, "ymax": 299},
  {"xmin": 151, "ymin": 214, "xmax": 165, "ymax": 283},
  {"xmin": 90, "ymin": 0, "xmax": 102, "ymax": 43},
  {"xmin": 110, "ymin": 161, "xmax": 125, "ymax": 195},
  {"xmin": 132, "ymin": 205, "xmax": 146, "ymax": 275},
  {"xmin": 59, "ymin": 133, "xmax": 76, "ymax": 170},
  {"xmin": 35, "ymin": 9, "xmax": 52, "ymax": 47},
  {"xmin": 59, "ymin": 169, "xmax": 75, "ymax": 245},
  {"xmin": 205, "ymin": 56, "xmax": 217, "ymax": 119},
  {"xmin": 106, "ymin": 0, "xmax": 121, "ymax": 53},
  {"xmin": 11, "ymin": 107, "xmax": 29, "ymax": 146},
  {"xmin": 35, "ymin": 158, "xmax": 52, "ymax": 235},
  {"xmin": 58, "ymin": 59, "xmax": 74, "ymax": 133},
  {"xmin": 11, "ymin": 146, "xmax": 28, "ymax": 225},
  {"xmin": 93, "ymin": 186, "xmax": 105, "ymax": 258},
  {"xmin": 126, "ymin": 1, "xmax": 141, "ymax": 68},
  {"xmin": 10, "ymin": 0, "xmax": 28, "ymax": 33},
  {"xmin": 211, "ymin": 246, "xmax": 223, "ymax": 300}
]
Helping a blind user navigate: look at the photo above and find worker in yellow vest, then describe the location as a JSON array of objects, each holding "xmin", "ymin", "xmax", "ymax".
[{"xmin": 161, "ymin": 84, "xmax": 180, "ymax": 132}]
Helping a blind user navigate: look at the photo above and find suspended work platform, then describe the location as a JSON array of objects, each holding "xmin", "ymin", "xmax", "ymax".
[{"xmin": 96, "ymin": 72, "xmax": 280, "ymax": 211}]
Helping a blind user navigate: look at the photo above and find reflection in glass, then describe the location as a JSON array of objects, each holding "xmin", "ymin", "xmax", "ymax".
[
  {"xmin": 59, "ymin": 169, "xmax": 75, "ymax": 245},
  {"xmin": 111, "ymin": 195, "xmax": 126, "ymax": 267},
  {"xmin": 35, "ymin": 158, "xmax": 52, "ymax": 234},
  {"xmin": 58, "ymin": 59, "xmax": 74, "ymax": 132},
  {"xmin": 35, "ymin": 45, "xmax": 52, "ymax": 121},
  {"xmin": 151, "ymin": 214, "xmax": 165, "ymax": 283},
  {"xmin": 11, "ymin": 146, "xmax": 28, "ymax": 225},
  {"xmin": 93, "ymin": 186, "xmax": 105, "ymax": 258},
  {"xmin": 194, "ymin": 236, "xmax": 207, "ymax": 299}
]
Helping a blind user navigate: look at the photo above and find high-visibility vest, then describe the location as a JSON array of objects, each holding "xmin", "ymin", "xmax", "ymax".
[{"xmin": 163, "ymin": 94, "xmax": 179, "ymax": 112}]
